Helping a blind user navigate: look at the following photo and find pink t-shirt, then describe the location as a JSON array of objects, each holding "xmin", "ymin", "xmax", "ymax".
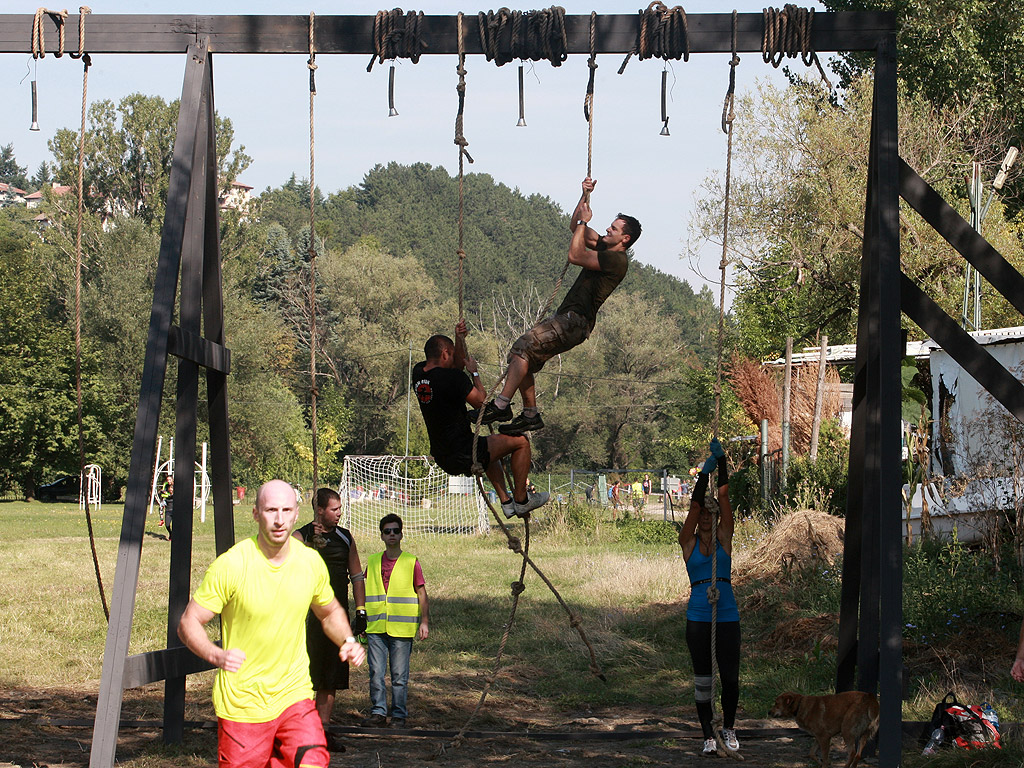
[{"xmin": 379, "ymin": 552, "xmax": 425, "ymax": 592}]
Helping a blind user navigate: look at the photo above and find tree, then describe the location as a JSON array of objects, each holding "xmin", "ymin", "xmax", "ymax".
[
  {"xmin": 689, "ymin": 75, "xmax": 1024, "ymax": 357},
  {"xmin": 0, "ymin": 143, "xmax": 29, "ymax": 190},
  {"xmin": 48, "ymin": 93, "xmax": 252, "ymax": 226},
  {"xmin": 30, "ymin": 161, "xmax": 52, "ymax": 192},
  {"xmin": 0, "ymin": 213, "xmax": 110, "ymax": 497}
]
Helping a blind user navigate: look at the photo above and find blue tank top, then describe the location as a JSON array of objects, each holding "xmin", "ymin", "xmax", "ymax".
[{"xmin": 685, "ymin": 538, "xmax": 739, "ymax": 622}]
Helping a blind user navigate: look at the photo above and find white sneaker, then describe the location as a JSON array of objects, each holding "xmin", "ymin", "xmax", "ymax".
[
  {"xmin": 500, "ymin": 498, "xmax": 518, "ymax": 519},
  {"xmin": 722, "ymin": 728, "xmax": 739, "ymax": 751},
  {"xmin": 702, "ymin": 738, "xmax": 718, "ymax": 756},
  {"xmin": 515, "ymin": 490, "xmax": 550, "ymax": 516}
]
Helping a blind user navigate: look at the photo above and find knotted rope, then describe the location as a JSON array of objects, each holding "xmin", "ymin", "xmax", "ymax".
[
  {"xmin": 454, "ymin": 11, "xmax": 474, "ymax": 323},
  {"xmin": 477, "ymin": 6, "xmax": 567, "ymax": 67},
  {"xmin": 442, "ymin": 477, "xmax": 606, "ymax": 755},
  {"xmin": 367, "ymin": 8, "xmax": 426, "ymax": 72},
  {"xmin": 714, "ymin": 11, "xmax": 739, "ymax": 438},
  {"xmin": 307, "ymin": 11, "xmax": 321, "ymax": 491},
  {"xmin": 618, "ymin": 2, "xmax": 689, "ymax": 74},
  {"xmin": 761, "ymin": 4, "xmax": 831, "ymax": 89}
]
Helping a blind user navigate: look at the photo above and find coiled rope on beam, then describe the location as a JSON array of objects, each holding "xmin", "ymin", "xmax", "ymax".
[
  {"xmin": 476, "ymin": 6, "xmax": 567, "ymax": 67},
  {"xmin": 367, "ymin": 8, "xmax": 427, "ymax": 72},
  {"xmin": 618, "ymin": 2, "xmax": 689, "ymax": 75},
  {"xmin": 761, "ymin": 4, "xmax": 832, "ymax": 89}
]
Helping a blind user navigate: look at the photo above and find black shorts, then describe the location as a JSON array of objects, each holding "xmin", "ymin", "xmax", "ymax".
[
  {"xmin": 509, "ymin": 311, "xmax": 590, "ymax": 374},
  {"xmin": 307, "ymin": 612, "xmax": 350, "ymax": 691},
  {"xmin": 435, "ymin": 435, "xmax": 491, "ymax": 476}
]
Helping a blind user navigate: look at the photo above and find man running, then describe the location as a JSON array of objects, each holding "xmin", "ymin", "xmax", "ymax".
[{"xmin": 480, "ymin": 177, "xmax": 641, "ymax": 435}]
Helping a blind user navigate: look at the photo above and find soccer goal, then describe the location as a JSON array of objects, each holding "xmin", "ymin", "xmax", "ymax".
[{"xmin": 339, "ymin": 455, "xmax": 489, "ymax": 539}]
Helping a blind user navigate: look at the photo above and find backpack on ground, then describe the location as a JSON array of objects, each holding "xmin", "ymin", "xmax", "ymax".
[{"xmin": 919, "ymin": 692, "xmax": 1000, "ymax": 750}]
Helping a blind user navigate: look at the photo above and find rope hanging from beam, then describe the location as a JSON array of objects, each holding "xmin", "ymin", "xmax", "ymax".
[
  {"xmin": 476, "ymin": 6, "xmax": 567, "ymax": 67},
  {"xmin": 618, "ymin": 2, "xmax": 689, "ymax": 74},
  {"xmin": 68, "ymin": 4, "xmax": 108, "ymax": 622},
  {"xmin": 761, "ymin": 4, "xmax": 832, "ymax": 89},
  {"xmin": 307, "ymin": 11, "xmax": 321, "ymax": 491},
  {"xmin": 366, "ymin": 8, "xmax": 426, "ymax": 72}
]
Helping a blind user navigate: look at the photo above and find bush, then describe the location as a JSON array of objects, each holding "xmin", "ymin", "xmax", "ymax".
[
  {"xmin": 614, "ymin": 517, "xmax": 679, "ymax": 545},
  {"xmin": 540, "ymin": 498, "xmax": 598, "ymax": 533},
  {"xmin": 785, "ymin": 420, "xmax": 849, "ymax": 515}
]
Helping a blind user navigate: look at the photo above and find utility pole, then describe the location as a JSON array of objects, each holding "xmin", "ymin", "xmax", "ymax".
[{"xmin": 962, "ymin": 146, "xmax": 1018, "ymax": 330}]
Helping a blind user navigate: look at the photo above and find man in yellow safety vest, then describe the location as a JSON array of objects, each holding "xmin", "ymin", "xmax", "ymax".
[{"xmin": 362, "ymin": 513, "xmax": 429, "ymax": 728}]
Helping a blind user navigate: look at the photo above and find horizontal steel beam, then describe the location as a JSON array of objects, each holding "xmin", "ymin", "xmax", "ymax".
[
  {"xmin": 168, "ymin": 324, "xmax": 231, "ymax": 374},
  {"xmin": 122, "ymin": 646, "xmax": 214, "ymax": 689},
  {"xmin": 1, "ymin": 12, "xmax": 894, "ymax": 55}
]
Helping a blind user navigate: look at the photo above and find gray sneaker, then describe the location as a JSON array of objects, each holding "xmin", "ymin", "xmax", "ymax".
[
  {"xmin": 515, "ymin": 490, "xmax": 550, "ymax": 516},
  {"xmin": 500, "ymin": 498, "xmax": 518, "ymax": 519}
]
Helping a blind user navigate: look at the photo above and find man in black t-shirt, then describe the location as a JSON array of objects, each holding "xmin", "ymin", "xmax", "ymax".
[
  {"xmin": 413, "ymin": 322, "xmax": 549, "ymax": 518},
  {"xmin": 479, "ymin": 177, "xmax": 641, "ymax": 436}
]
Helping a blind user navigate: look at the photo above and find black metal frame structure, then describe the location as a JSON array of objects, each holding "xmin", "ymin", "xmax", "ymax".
[{"xmin": 4, "ymin": 11, "xmax": 1024, "ymax": 768}]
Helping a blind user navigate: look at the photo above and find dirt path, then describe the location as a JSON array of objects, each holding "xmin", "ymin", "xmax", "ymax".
[{"xmin": 0, "ymin": 686, "xmax": 862, "ymax": 768}]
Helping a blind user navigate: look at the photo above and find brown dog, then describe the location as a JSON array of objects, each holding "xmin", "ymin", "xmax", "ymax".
[{"xmin": 769, "ymin": 691, "xmax": 879, "ymax": 768}]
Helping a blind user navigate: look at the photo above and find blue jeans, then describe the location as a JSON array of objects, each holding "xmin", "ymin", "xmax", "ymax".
[{"xmin": 366, "ymin": 633, "xmax": 413, "ymax": 719}]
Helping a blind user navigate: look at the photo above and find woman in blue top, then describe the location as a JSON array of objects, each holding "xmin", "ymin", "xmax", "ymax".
[{"xmin": 678, "ymin": 439, "xmax": 740, "ymax": 756}]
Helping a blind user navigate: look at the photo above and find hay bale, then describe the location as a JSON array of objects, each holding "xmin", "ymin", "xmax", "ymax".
[{"xmin": 737, "ymin": 509, "xmax": 844, "ymax": 582}]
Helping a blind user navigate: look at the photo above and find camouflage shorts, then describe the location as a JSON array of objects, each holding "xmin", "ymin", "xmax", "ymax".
[{"xmin": 509, "ymin": 311, "xmax": 590, "ymax": 374}]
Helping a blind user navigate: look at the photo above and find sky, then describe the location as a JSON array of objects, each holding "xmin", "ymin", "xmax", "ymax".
[{"xmin": 0, "ymin": 1, "xmax": 824, "ymax": 299}]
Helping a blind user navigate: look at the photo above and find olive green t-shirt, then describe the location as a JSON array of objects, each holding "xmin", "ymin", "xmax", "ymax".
[{"xmin": 555, "ymin": 249, "xmax": 628, "ymax": 328}]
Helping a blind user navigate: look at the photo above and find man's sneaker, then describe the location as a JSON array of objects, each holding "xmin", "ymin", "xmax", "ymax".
[
  {"xmin": 722, "ymin": 728, "xmax": 739, "ymax": 751},
  {"xmin": 498, "ymin": 412, "xmax": 545, "ymax": 435},
  {"xmin": 325, "ymin": 731, "xmax": 346, "ymax": 752},
  {"xmin": 389, "ymin": 717, "xmax": 406, "ymax": 728},
  {"xmin": 702, "ymin": 738, "xmax": 718, "ymax": 756},
  {"xmin": 500, "ymin": 498, "xmax": 518, "ymax": 519},
  {"xmin": 480, "ymin": 400, "xmax": 513, "ymax": 425},
  {"xmin": 362, "ymin": 713, "xmax": 387, "ymax": 728},
  {"xmin": 514, "ymin": 490, "xmax": 550, "ymax": 516}
]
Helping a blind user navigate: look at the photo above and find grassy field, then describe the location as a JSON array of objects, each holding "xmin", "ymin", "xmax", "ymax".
[{"xmin": 2, "ymin": 498, "xmax": 1023, "ymax": 767}]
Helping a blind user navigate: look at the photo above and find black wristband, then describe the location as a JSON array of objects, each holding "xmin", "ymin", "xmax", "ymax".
[
  {"xmin": 693, "ymin": 471, "xmax": 709, "ymax": 506},
  {"xmin": 717, "ymin": 456, "xmax": 729, "ymax": 487}
]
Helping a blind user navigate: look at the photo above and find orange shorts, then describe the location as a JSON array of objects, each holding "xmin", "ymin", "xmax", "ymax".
[{"xmin": 217, "ymin": 698, "xmax": 328, "ymax": 768}]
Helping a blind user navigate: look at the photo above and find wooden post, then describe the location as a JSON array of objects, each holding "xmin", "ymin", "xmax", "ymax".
[
  {"xmin": 782, "ymin": 337, "xmax": 793, "ymax": 490},
  {"xmin": 809, "ymin": 335, "xmax": 828, "ymax": 463}
]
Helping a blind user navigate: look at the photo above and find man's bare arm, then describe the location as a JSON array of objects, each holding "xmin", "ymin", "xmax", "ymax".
[
  {"xmin": 569, "ymin": 177, "xmax": 601, "ymax": 249},
  {"xmin": 568, "ymin": 204, "xmax": 601, "ymax": 270},
  {"xmin": 178, "ymin": 599, "xmax": 246, "ymax": 672}
]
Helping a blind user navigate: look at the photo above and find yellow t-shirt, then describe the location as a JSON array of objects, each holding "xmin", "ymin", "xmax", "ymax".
[{"xmin": 193, "ymin": 536, "xmax": 334, "ymax": 722}]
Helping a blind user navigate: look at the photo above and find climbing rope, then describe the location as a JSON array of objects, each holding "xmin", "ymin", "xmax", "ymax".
[
  {"xmin": 307, "ymin": 11, "xmax": 321, "ymax": 491},
  {"xmin": 71, "ymin": 5, "xmax": 106, "ymax": 622},
  {"xmin": 454, "ymin": 12, "xmax": 474, "ymax": 324},
  {"xmin": 443, "ymin": 476, "xmax": 606, "ymax": 754},
  {"xmin": 366, "ymin": 8, "xmax": 426, "ymax": 72},
  {"xmin": 618, "ymin": 2, "xmax": 689, "ymax": 74},
  {"xmin": 532, "ymin": 12, "xmax": 598, "ymax": 323},
  {"xmin": 477, "ymin": 6, "xmax": 567, "ymax": 67},
  {"xmin": 761, "ymin": 4, "xmax": 832, "ymax": 89},
  {"xmin": 714, "ymin": 11, "xmax": 740, "ymax": 439}
]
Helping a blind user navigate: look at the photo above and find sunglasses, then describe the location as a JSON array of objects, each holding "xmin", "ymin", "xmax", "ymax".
[{"xmin": 382, "ymin": 527, "xmax": 401, "ymax": 534}]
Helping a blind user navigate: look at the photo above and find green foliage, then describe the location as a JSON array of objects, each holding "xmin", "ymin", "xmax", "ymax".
[
  {"xmin": 903, "ymin": 534, "xmax": 1023, "ymax": 644},
  {"xmin": 614, "ymin": 517, "xmax": 678, "ymax": 545},
  {"xmin": 0, "ymin": 143, "xmax": 29, "ymax": 190},
  {"xmin": 784, "ymin": 420, "xmax": 850, "ymax": 516}
]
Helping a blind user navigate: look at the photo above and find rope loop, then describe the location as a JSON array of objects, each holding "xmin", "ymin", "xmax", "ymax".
[
  {"xmin": 68, "ymin": 6, "xmax": 90, "ymax": 60},
  {"xmin": 367, "ymin": 8, "xmax": 427, "ymax": 72},
  {"xmin": 31, "ymin": 7, "xmax": 69, "ymax": 59},
  {"xmin": 510, "ymin": 580, "xmax": 526, "ymax": 596},
  {"xmin": 307, "ymin": 12, "xmax": 317, "ymax": 94},
  {"xmin": 761, "ymin": 4, "xmax": 831, "ymax": 89},
  {"xmin": 618, "ymin": 2, "xmax": 688, "ymax": 74}
]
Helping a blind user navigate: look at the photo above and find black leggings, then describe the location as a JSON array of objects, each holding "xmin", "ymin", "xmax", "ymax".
[{"xmin": 685, "ymin": 619, "xmax": 740, "ymax": 738}]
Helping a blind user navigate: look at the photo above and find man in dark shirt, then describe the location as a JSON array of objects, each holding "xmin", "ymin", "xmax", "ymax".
[
  {"xmin": 293, "ymin": 488, "xmax": 366, "ymax": 751},
  {"xmin": 480, "ymin": 177, "xmax": 641, "ymax": 435},
  {"xmin": 413, "ymin": 323, "xmax": 549, "ymax": 518}
]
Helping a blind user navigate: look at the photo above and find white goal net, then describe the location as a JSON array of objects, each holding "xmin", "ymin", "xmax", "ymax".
[{"xmin": 338, "ymin": 455, "xmax": 489, "ymax": 539}]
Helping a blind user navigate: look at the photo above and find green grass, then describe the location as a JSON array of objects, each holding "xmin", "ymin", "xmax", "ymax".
[{"xmin": 3, "ymin": 499, "xmax": 1024, "ymax": 767}]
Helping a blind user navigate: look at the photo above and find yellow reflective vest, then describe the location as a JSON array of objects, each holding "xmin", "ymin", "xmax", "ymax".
[{"xmin": 365, "ymin": 551, "xmax": 420, "ymax": 637}]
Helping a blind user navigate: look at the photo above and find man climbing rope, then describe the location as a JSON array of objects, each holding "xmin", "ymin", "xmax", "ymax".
[
  {"xmin": 480, "ymin": 177, "xmax": 641, "ymax": 434},
  {"xmin": 413, "ymin": 322, "xmax": 549, "ymax": 518}
]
